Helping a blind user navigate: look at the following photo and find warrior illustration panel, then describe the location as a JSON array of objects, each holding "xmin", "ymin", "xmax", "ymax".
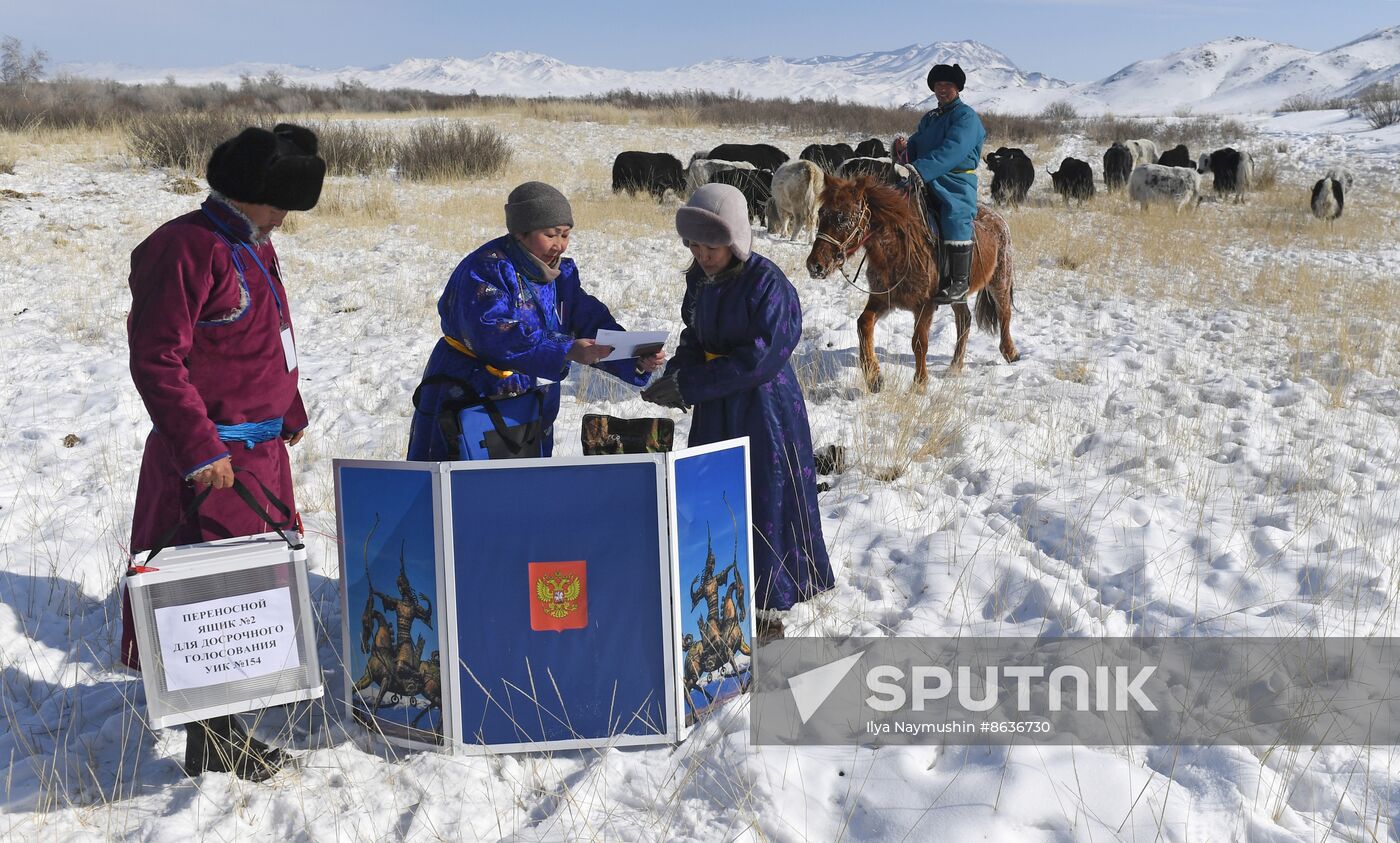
[
  {"xmin": 338, "ymin": 467, "xmax": 444, "ymax": 744},
  {"xmin": 673, "ymin": 444, "xmax": 754, "ymax": 726}
]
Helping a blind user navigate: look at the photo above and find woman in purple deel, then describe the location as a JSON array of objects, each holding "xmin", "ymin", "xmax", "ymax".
[{"xmin": 643, "ymin": 183, "xmax": 834, "ymax": 638}]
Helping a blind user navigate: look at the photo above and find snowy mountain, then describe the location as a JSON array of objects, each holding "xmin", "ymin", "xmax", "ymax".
[
  {"xmin": 50, "ymin": 26, "xmax": 1400, "ymax": 115},
  {"xmin": 1042, "ymin": 26, "xmax": 1400, "ymax": 115},
  {"xmin": 52, "ymin": 41, "xmax": 1061, "ymax": 110}
]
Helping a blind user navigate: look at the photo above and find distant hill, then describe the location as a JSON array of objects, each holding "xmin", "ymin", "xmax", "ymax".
[{"xmin": 53, "ymin": 26, "xmax": 1400, "ymax": 115}]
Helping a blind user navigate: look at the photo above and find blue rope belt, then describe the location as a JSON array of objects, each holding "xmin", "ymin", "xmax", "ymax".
[{"xmin": 216, "ymin": 417, "xmax": 284, "ymax": 449}]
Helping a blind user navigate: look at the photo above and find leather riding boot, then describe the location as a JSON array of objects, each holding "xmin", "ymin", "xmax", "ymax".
[
  {"xmin": 184, "ymin": 716, "xmax": 230, "ymax": 776},
  {"xmin": 228, "ymin": 715, "xmax": 289, "ymax": 774},
  {"xmin": 183, "ymin": 715, "xmax": 287, "ymax": 781},
  {"xmin": 933, "ymin": 242, "xmax": 973, "ymax": 305}
]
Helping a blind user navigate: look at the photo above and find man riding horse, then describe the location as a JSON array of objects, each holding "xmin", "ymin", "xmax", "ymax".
[{"xmin": 894, "ymin": 62, "xmax": 986, "ymax": 306}]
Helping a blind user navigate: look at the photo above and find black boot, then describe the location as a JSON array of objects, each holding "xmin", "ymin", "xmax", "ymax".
[
  {"xmin": 184, "ymin": 715, "xmax": 286, "ymax": 781},
  {"xmin": 933, "ymin": 242, "xmax": 973, "ymax": 305}
]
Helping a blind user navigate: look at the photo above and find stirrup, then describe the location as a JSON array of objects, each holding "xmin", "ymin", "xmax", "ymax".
[{"xmin": 932, "ymin": 281, "xmax": 969, "ymax": 305}]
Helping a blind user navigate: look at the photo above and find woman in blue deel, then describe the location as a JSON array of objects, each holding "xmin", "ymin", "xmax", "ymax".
[
  {"xmin": 642, "ymin": 183, "xmax": 834, "ymax": 639},
  {"xmin": 408, "ymin": 181, "xmax": 666, "ymax": 460}
]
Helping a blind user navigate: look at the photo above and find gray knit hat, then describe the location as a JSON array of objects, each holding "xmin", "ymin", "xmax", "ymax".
[
  {"xmin": 504, "ymin": 181, "xmax": 574, "ymax": 235},
  {"xmin": 675, "ymin": 183, "xmax": 752, "ymax": 261}
]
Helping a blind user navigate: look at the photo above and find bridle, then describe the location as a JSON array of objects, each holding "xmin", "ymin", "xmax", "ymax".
[{"xmin": 814, "ymin": 199, "xmax": 907, "ymax": 296}]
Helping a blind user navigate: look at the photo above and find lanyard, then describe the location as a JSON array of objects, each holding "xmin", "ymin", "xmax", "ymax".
[{"xmin": 201, "ymin": 208, "xmax": 285, "ymax": 319}]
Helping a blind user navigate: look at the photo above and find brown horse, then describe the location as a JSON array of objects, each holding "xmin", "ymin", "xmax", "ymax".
[{"xmin": 805, "ymin": 174, "xmax": 1020, "ymax": 389}]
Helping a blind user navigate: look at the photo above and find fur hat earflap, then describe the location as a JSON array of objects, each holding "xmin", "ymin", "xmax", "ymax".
[
  {"xmin": 927, "ymin": 63, "xmax": 967, "ymax": 92},
  {"xmin": 675, "ymin": 183, "xmax": 752, "ymax": 262},
  {"xmin": 206, "ymin": 123, "xmax": 326, "ymax": 211}
]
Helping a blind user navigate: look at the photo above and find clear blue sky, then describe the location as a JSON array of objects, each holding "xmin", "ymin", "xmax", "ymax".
[{"xmin": 2, "ymin": 0, "xmax": 1397, "ymax": 82}]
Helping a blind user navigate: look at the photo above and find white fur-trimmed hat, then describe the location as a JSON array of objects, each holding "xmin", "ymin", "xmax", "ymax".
[{"xmin": 675, "ymin": 183, "xmax": 752, "ymax": 262}]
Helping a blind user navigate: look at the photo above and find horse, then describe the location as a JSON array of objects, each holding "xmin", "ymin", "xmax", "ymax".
[{"xmin": 805, "ymin": 174, "xmax": 1020, "ymax": 389}]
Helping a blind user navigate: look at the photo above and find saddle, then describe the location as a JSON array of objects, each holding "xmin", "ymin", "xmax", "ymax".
[{"xmin": 900, "ymin": 178, "xmax": 974, "ymax": 279}]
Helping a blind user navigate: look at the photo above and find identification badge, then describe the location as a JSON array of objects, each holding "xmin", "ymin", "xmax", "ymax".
[{"xmin": 280, "ymin": 325, "xmax": 297, "ymax": 372}]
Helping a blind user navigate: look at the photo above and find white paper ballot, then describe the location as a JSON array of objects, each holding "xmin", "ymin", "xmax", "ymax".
[{"xmin": 593, "ymin": 329, "xmax": 669, "ymax": 362}]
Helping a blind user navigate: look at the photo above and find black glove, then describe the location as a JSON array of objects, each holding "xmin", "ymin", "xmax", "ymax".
[{"xmin": 641, "ymin": 373, "xmax": 688, "ymax": 410}]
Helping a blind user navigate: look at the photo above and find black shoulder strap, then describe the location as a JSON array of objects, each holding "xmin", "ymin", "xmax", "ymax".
[{"xmin": 136, "ymin": 468, "xmax": 303, "ymax": 567}]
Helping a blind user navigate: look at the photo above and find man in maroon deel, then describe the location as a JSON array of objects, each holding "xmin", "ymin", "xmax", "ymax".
[{"xmin": 123, "ymin": 123, "xmax": 324, "ymax": 780}]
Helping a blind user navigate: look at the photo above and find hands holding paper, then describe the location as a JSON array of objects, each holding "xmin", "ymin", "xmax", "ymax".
[
  {"xmin": 636, "ymin": 345, "xmax": 667, "ymax": 373},
  {"xmin": 566, "ymin": 338, "xmax": 613, "ymax": 365}
]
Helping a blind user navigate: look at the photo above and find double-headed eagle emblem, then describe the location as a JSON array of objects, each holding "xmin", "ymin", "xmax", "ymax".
[{"xmin": 535, "ymin": 571, "xmax": 582, "ymax": 619}]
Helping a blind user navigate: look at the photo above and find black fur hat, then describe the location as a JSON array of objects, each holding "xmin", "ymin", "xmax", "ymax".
[
  {"xmin": 206, "ymin": 123, "xmax": 326, "ymax": 211},
  {"xmin": 927, "ymin": 63, "xmax": 967, "ymax": 92}
]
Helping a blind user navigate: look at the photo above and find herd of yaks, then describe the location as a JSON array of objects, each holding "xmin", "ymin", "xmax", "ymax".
[{"xmin": 611, "ymin": 137, "xmax": 1355, "ymax": 233}]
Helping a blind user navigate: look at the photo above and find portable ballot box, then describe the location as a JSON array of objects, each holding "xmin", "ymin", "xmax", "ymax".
[
  {"xmin": 334, "ymin": 438, "xmax": 756, "ymax": 753},
  {"xmin": 126, "ymin": 532, "xmax": 323, "ymax": 729}
]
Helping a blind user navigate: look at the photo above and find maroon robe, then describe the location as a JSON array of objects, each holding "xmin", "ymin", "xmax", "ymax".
[{"xmin": 121, "ymin": 197, "xmax": 308, "ymax": 669}]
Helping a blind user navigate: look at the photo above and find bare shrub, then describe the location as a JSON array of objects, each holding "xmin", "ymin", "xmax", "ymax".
[
  {"xmin": 127, "ymin": 111, "xmax": 253, "ymax": 172},
  {"xmin": 394, "ymin": 120, "xmax": 511, "ymax": 181},
  {"xmin": 1167, "ymin": 115, "xmax": 1254, "ymax": 150},
  {"xmin": 0, "ymin": 153, "xmax": 13, "ymax": 174},
  {"xmin": 980, "ymin": 111, "xmax": 1074, "ymax": 145},
  {"xmin": 1250, "ymin": 154, "xmax": 1278, "ymax": 190},
  {"xmin": 311, "ymin": 121, "xmax": 396, "ymax": 176},
  {"xmin": 1278, "ymin": 92, "xmax": 1351, "ymax": 113},
  {"xmin": 1039, "ymin": 101, "xmax": 1078, "ymax": 122},
  {"xmin": 1352, "ymin": 81, "xmax": 1400, "ymax": 129},
  {"xmin": 1081, "ymin": 114, "xmax": 1163, "ymax": 146},
  {"xmin": 583, "ymin": 87, "xmax": 921, "ymax": 136}
]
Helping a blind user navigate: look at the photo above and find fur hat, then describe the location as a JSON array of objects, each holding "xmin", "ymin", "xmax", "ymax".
[
  {"xmin": 675, "ymin": 183, "xmax": 752, "ymax": 262},
  {"xmin": 504, "ymin": 181, "xmax": 574, "ymax": 235},
  {"xmin": 927, "ymin": 63, "xmax": 967, "ymax": 92},
  {"xmin": 206, "ymin": 123, "xmax": 325, "ymax": 211}
]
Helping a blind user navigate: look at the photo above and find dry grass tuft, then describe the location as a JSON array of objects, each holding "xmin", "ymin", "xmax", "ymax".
[
  {"xmin": 165, "ymin": 176, "xmax": 202, "ymax": 195},
  {"xmin": 849, "ymin": 382, "xmax": 964, "ymax": 485},
  {"xmin": 1054, "ymin": 360, "xmax": 1093, "ymax": 383},
  {"xmin": 312, "ymin": 177, "xmax": 401, "ymax": 226}
]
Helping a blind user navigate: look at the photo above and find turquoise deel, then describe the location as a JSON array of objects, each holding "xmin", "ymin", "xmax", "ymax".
[{"xmin": 907, "ymin": 98, "xmax": 987, "ymax": 242}]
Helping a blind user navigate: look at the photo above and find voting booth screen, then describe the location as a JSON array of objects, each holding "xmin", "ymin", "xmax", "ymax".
[
  {"xmin": 449, "ymin": 460, "xmax": 672, "ymax": 748},
  {"xmin": 334, "ymin": 440, "xmax": 750, "ymax": 752},
  {"xmin": 337, "ymin": 465, "xmax": 445, "ymax": 745}
]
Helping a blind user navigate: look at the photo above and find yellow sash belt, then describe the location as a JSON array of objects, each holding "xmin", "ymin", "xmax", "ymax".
[{"xmin": 443, "ymin": 336, "xmax": 515, "ymax": 379}]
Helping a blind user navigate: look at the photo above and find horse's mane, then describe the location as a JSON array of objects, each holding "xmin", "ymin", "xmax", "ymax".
[{"xmin": 825, "ymin": 174, "xmax": 936, "ymax": 285}]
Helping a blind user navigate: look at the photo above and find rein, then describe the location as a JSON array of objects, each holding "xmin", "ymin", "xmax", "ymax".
[{"xmin": 815, "ymin": 198, "xmax": 910, "ymax": 297}]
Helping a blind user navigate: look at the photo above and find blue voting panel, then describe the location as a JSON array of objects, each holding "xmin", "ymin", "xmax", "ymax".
[
  {"xmin": 338, "ymin": 466, "xmax": 444, "ymax": 745},
  {"xmin": 449, "ymin": 460, "xmax": 670, "ymax": 748},
  {"xmin": 672, "ymin": 442, "xmax": 754, "ymax": 726}
]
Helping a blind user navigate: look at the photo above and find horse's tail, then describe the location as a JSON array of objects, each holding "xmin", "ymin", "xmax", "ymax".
[{"xmin": 975, "ymin": 211, "xmax": 1014, "ymax": 335}]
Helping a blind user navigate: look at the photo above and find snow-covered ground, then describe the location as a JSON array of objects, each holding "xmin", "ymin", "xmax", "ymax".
[{"xmin": 3, "ymin": 108, "xmax": 1400, "ymax": 841}]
